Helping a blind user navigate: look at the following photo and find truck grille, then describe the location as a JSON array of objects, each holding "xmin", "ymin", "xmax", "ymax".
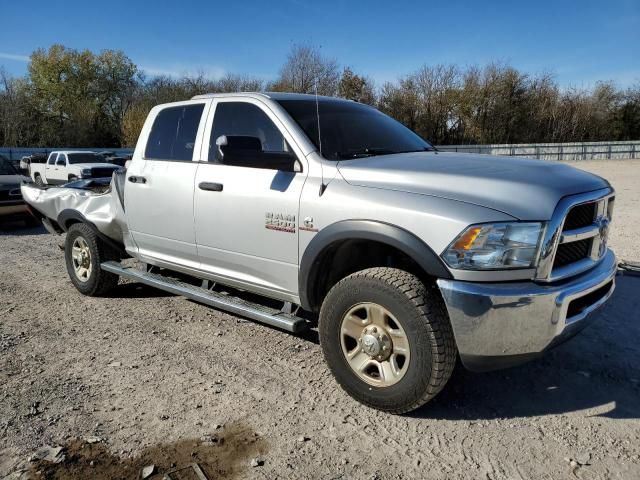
[
  {"xmin": 536, "ymin": 190, "xmax": 614, "ymax": 282},
  {"xmin": 0, "ymin": 189, "xmax": 21, "ymax": 201},
  {"xmin": 553, "ymin": 239, "xmax": 592, "ymax": 268},
  {"xmin": 563, "ymin": 202, "xmax": 596, "ymax": 230},
  {"xmin": 90, "ymin": 167, "xmax": 118, "ymax": 178}
]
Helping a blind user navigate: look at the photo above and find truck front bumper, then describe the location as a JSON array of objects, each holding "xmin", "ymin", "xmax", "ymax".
[
  {"xmin": 437, "ymin": 249, "xmax": 617, "ymax": 372},
  {"xmin": 0, "ymin": 201, "xmax": 30, "ymax": 217}
]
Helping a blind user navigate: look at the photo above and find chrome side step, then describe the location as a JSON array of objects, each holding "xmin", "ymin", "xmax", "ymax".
[{"xmin": 100, "ymin": 261, "xmax": 308, "ymax": 333}]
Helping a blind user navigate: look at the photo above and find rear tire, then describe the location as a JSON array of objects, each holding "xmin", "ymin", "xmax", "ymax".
[
  {"xmin": 64, "ymin": 223, "xmax": 119, "ymax": 296},
  {"xmin": 319, "ymin": 267, "xmax": 457, "ymax": 414}
]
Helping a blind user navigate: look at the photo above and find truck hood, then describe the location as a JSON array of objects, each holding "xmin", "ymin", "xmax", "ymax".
[
  {"xmin": 71, "ymin": 163, "xmax": 119, "ymax": 170},
  {"xmin": 337, "ymin": 152, "xmax": 610, "ymax": 220}
]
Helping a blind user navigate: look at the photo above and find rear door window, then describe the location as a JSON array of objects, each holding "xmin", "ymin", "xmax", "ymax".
[{"xmin": 145, "ymin": 104, "xmax": 205, "ymax": 161}]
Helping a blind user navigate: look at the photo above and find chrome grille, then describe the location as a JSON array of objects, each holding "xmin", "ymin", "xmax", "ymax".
[{"xmin": 536, "ymin": 189, "xmax": 614, "ymax": 282}]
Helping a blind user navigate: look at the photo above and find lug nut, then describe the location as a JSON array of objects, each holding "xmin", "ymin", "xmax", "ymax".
[{"xmin": 371, "ymin": 327, "xmax": 377, "ymax": 333}]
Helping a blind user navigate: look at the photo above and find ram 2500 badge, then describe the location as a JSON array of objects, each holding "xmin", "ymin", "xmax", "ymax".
[{"xmin": 22, "ymin": 93, "xmax": 616, "ymax": 413}]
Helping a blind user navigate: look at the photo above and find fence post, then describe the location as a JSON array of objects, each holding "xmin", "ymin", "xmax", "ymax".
[{"xmin": 608, "ymin": 144, "xmax": 612, "ymax": 160}]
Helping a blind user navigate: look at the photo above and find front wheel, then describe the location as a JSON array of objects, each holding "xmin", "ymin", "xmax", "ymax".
[
  {"xmin": 34, "ymin": 174, "xmax": 44, "ymax": 187},
  {"xmin": 319, "ymin": 267, "xmax": 457, "ymax": 414},
  {"xmin": 64, "ymin": 223, "xmax": 119, "ymax": 296}
]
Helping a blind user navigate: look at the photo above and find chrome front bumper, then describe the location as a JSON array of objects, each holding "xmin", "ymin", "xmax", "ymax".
[{"xmin": 437, "ymin": 249, "xmax": 617, "ymax": 372}]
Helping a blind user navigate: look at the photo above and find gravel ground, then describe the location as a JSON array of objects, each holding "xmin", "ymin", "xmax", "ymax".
[{"xmin": 1, "ymin": 159, "xmax": 639, "ymax": 479}]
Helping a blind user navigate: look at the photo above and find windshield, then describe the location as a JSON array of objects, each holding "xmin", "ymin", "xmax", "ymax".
[
  {"xmin": 276, "ymin": 99, "xmax": 433, "ymax": 160},
  {"xmin": 67, "ymin": 153, "xmax": 104, "ymax": 164},
  {"xmin": 0, "ymin": 161, "xmax": 17, "ymax": 175}
]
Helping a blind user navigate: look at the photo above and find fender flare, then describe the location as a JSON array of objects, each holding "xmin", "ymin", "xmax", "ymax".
[{"xmin": 298, "ymin": 219, "xmax": 452, "ymax": 311}]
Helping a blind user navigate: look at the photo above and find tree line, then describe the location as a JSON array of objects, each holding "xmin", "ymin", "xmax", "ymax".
[{"xmin": 1, "ymin": 44, "xmax": 638, "ymax": 148}]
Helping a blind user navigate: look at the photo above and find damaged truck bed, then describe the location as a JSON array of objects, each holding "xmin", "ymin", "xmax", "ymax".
[{"xmin": 21, "ymin": 171, "xmax": 133, "ymax": 250}]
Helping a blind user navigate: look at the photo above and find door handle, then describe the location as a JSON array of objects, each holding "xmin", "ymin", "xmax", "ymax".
[
  {"xmin": 199, "ymin": 182, "xmax": 223, "ymax": 192},
  {"xmin": 128, "ymin": 175, "xmax": 147, "ymax": 184}
]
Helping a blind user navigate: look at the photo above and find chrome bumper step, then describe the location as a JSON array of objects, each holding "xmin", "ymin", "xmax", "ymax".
[{"xmin": 100, "ymin": 261, "xmax": 308, "ymax": 333}]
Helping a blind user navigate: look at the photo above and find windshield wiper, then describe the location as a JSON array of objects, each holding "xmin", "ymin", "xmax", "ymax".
[{"xmin": 336, "ymin": 148, "xmax": 398, "ymax": 159}]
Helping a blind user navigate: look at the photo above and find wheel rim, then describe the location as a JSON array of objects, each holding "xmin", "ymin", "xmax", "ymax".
[
  {"xmin": 340, "ymin": 302, "xmax": 410, "ymax": 387},
  {"xmin": 71, "ymin": 236, "xmax": 92, "ymax": 282}
]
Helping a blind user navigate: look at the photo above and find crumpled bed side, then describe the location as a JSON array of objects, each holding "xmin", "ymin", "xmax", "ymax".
[{"xmin": 20, "ymin": 173, "xmax": 132, "ymax": 248}]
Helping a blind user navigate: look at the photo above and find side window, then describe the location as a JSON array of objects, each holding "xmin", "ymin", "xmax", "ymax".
[
  {"xmin": 47, "ymin": 153, "xmax": 57, "ymax": 165},
  {"xmin": 56, "ymin": 154, "xmax": 66, "ymax": 165},
  {"xmin": 209, "ymin": 102, "xmax": 290, "ymax": 163},
  {"xmin": 145, "ymin": 104, "xmax": 205, "ymax": 161}
]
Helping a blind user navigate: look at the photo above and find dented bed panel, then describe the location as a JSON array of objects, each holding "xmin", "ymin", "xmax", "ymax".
[{"xmin": 20, "ymin": 172, "xmax": 135, "ymax": 251}]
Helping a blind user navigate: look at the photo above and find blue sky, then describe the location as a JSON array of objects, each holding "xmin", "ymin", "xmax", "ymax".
[{"xmin": 1, "ymin": 0, "xmax": 638, "ymax": 89}]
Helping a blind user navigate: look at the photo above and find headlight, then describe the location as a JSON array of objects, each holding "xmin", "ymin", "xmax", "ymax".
[
  {"xmin": 80, "ymin": 168, "xmax": 92, "ymax": 177},
  {"xmin": 443, "ymin": 222, "xmax": 544, "ymax": 270}
]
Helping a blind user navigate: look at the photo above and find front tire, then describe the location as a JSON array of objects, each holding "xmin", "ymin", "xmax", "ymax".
[
  {"xmin": 64, "ymin": 223, "xmax": 119, "ymax": 296},
  {"xmin": 319, "ymin": 267, "xmax": 457, "ymax": 414},
  {"xmin": 34, "ymin": 173, "xmax": 44, "ymax": 187}
]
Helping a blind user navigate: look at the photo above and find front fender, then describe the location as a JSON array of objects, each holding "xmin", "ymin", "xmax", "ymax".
[{"xmin": 298, "ymin": 219, "xmax": 452, "ymax": 311}]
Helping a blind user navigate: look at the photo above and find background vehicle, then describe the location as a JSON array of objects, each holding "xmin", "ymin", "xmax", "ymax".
[
  {"xmin": 19, "ymin": 153, "xmax": 47, "ymax": 175},
  {"xmin": 0, "ymin": 157, "xmax": 38, "ymax": 225},
  {"xmin": 30, "ymin": 151, "xmax": 120, "ymax": 186},
  {"xmin": 22, "ymin": 92, "xmax": 617, "ymax": 413}
]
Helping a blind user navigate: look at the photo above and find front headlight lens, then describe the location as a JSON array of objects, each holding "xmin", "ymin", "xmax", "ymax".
[{"xmin": 443, "ymin": 222, "xmax": 544, "ymax": 270}]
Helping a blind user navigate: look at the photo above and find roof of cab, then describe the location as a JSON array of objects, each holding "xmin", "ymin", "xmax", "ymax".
[{"xmin": 191, "ymin": 91, "xmax": 352, "ymax": 102}]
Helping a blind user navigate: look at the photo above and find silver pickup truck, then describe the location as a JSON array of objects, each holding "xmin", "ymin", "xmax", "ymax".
[{"xmin": 22, "ymin": 92, "xmax": 617, "ymax": 413}]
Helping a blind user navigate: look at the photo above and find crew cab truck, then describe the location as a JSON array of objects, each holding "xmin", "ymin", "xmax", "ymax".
[
  {"xmin": 22, "ymin": 93, "xmax": 617, "ymax": 413},
  {"xmin": 30, "ymin": 150, "xmax": 120, "ymax": 186}
]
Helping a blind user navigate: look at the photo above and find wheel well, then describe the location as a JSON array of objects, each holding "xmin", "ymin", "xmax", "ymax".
[
  {"xmin": 308, "ymin": 239, "xmax": 433, "ymax": 312},
  {"xmin": 63, "ymin": 218, "xmax": 82, "ymax": 230}
]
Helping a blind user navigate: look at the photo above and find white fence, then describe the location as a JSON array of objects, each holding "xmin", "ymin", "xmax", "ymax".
[
  {"xmin": 1, "ymin": 141, "xmax": 639, "ymax": 162},
  {"xmin": 437, "ymin": 141, "xmax": 640, "ymax": 161}
]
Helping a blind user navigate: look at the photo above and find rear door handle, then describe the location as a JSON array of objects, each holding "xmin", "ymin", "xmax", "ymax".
[
  {"xmin": 128, "ymin": 175, "xmax": 147, "ymax": 184},
  {"xmin": 199, "ymin": 182, "xmax": 223, "ymax": 192}
]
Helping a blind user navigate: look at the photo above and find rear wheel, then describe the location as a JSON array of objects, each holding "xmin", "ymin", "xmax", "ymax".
[
  {"xmin": 319, "ymin": 267, "xmax": 457, "ymax": 414},
  {"xmin": 64, "ymin": 223, "xmax": 119, "ymax": 296}
]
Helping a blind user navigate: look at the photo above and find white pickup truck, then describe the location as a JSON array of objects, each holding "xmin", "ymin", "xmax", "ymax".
[{"xmin": 30, "ymin": 151, "xmax": 120, "ymax": 186}]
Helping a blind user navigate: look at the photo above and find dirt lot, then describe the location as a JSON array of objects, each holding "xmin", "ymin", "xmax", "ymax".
[{"xmin": 1, "ymin": 160, "xmax": 639, "ymax": 480}]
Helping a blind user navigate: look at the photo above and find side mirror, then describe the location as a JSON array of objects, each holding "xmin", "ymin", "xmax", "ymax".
[{"xmin": 215, "ymin": 134, "xmax": 299, "ymax": 172}]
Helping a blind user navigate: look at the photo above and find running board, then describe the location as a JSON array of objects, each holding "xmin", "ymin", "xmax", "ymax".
[{"xmin": 100, "ymin": 261, "xmax": 308, "ymax": 333}]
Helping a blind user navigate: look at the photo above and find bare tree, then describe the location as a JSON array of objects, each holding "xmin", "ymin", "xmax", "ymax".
[{"xmin": 270, "ymin": 44, "xmax": 339, "ymax": 96}]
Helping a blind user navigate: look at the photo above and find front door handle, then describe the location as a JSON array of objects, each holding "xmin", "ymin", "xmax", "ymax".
[
  {"xmin": 199, "ymin": 182, "xmax": 223, "ymax": 192},
  {"xmin": 128, "ymin": 175, "xmax": 147, "ymax": 184}
]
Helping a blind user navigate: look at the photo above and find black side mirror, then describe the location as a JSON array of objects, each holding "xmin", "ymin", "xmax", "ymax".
[{"xmin": 215, "ymin": 135, "xmax": 299, "ymax": 172}]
